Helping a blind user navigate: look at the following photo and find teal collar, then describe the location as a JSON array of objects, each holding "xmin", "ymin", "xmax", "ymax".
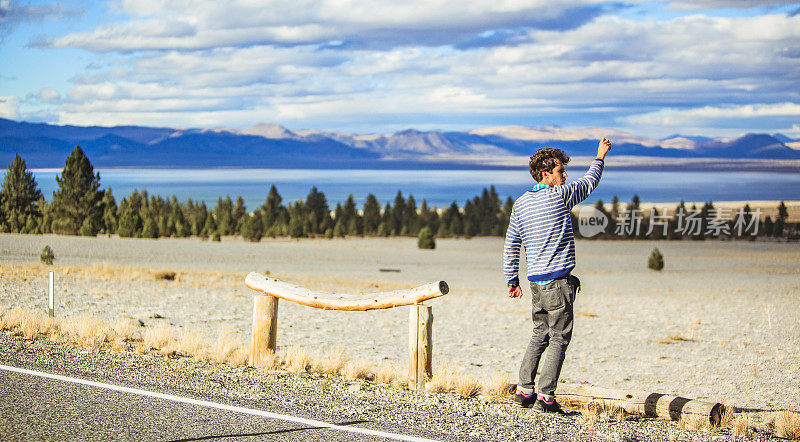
[{"xmin": 531, "ymin": 183, "xmax": 550, "ymax": 192}]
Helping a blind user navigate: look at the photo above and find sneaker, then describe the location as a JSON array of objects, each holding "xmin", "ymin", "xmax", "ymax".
[
  {"xmin": 513, "ymin": 391, "xmax": 536, "ymax": 408},
  {"xmin": 532, "ymin": 396, "xmax": 564, "ymax": 414}
]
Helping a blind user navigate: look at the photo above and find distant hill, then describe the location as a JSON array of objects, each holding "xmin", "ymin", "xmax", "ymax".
[{"xmin": 2, "ymin": 118, "xmax": 799, "ymax": 169}]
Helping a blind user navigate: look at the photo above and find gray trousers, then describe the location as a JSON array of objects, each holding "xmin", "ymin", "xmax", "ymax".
[{"xmin": 517, "ymin": 275, "xmax": 579, "ymax": 400}]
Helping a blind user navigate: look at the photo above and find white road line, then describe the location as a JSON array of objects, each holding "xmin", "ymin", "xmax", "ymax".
[{"xmin": 0, "ymin": 364, "xmax": 438, "ymax": 442}]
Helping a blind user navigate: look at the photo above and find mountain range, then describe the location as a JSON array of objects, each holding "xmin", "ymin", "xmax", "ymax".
[{"xmin": 1, "ymin": 118, "xmax": 799, "ymax": 170}]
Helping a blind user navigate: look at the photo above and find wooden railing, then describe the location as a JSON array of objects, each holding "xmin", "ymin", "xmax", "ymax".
[{"xmin": 244, "ymin": 272, "xmax": 449, "ymax": 389}]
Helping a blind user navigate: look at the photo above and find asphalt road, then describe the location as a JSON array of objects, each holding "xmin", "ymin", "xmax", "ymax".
[{"xmin": 0, "ymin": 365, "xmax": 434, "ymax": 442}]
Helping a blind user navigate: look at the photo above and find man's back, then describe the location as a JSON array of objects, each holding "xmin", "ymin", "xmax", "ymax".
[{"xmin": 503, "ymin": 159, "xmax": 604, "ymax": 283}]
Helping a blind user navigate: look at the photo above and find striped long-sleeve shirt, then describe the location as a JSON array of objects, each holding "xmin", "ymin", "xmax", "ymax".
[{"xmin": 503, "ymin": 159, "xmax": 604, "ymax": 284}]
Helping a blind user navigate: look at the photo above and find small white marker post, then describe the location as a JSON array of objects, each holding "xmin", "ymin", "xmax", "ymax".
[{"xmin": 48, "ymin": 272, "xmax": 54, "ymax": 317}]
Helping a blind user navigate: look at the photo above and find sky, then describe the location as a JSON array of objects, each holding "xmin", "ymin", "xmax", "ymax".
[{"xmin": 1, "ymin": 0, "xmax": 799, "ymax": 139}]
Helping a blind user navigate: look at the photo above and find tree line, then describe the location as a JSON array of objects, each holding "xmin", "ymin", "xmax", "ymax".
[
  {"xmin": 1, "ymin": 146, "xmax": 795, "ymax": 241},
  {"xmin": 0, "ymin": 147, "xmax": 513, "ymax": 241}
]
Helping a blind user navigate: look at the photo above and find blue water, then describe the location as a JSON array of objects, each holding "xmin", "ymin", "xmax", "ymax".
[{"xmin": 10, "ymin": 168, "xmax": 800, "ymax": 210}]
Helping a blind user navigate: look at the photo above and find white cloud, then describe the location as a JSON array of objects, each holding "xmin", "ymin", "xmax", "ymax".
[
  {"xmin": 0, "ymin": 96, "xmax": 20, "ymax": 118},
  {"xmin": 622, "ymin": 102, "xmax": 800, "ymax": 137},
  {"xmin": 43, "ymin": 0, "xmax": 613, "ymax": 51},
  {"xmin": 637, "ymin": 103, "xmax": 800, "ymax": 121},
  {"xmin": 38, "ymin": 87, "xmax": 60, "ymax": 102},
  {"xmin": 666, "ymin": 0, "xmax": 798, "ymax": 10},
  {"xmin": 19, "ymin": 1, "xmax": 796, "ymax": 137},
  {"xmin": 0, "ymin": 1, "xmax": 69, "ymax": 35}
]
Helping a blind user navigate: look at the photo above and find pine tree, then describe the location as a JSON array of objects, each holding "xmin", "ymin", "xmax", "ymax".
[
  {"xmin": 777, "ymin": 201, "xmax": 788, "ymax": 221},
  {"xmin": 51, "ymin": 146, "xmax": 104, "ymax": 236},
  {"xmin": 201, "ymin": 212, "xmax": 217, "ymax": 239},
  {"xmin": 463, "ymin": 198, "xmax": 480, "ymax": 237},
  {"xmin": 175, "ymin": 211, "xmax": 190, "ymax": 237},
  {"xmin": 362, "ymin": 194, "xmax": 381, "ymax": 235},
  {"xmin": 215, "ymin": 196, "xmax": 234, "ymax": 235},
  {"xmin": 101, "ymin": 188, "xmax": 118, "ymax": 234},
  {"xmin": 232, "ymin": 196, "xmax": 247, "ymax": 234},
  {"xmin": 419, "ymin": 200, "xmax": 438, "ymax": 234},
  {"xmin": 343, "ymin": 194, "xmax": 361, "ymax": 235},
  {"xmin": 288, "ymin": 201, "xmax": 305, "ymax": 238},
  {"xmin": 142, "ymin": 216, "xmax": 159, "ymax": 238},
  {"xmin": 381, "ymin": 202, "xmax": 393, "ymax": 235},
  {"xmin": 241, "ymin": 213, "xmax": 264, "ymax": 242},
  {"xmin": 117, "ymin": 191, "xmax": 143, "ymax": 238},
  {"xmin": 417, "ymin": 226, "xmax": 435, "ymax": 249},
  {"xmin": 333, "ymin": 218, "xmax": 347, "ymax": 237},
  {"xmin": 442, "ymin": 202, "xmax": 462, "ymax": 236},
  {"xmin": 648, "ymin": 248, "xmax": 664, "ymax": 271},
  {"xmin": 405, "ymin": 194, "xmax": 419, "ymax": 235},
  {"xmin": 0, "ymin": 154, "xmax": 43, "ymax": 233},
  {"xmin": 261, "ymin": 185, "xmax": 283, "ymax": 232},
  {"xmin": 38, "ymin": 195, "xmax": 53, "ymax": 234},
  {"xmin": 392, "ymin": 191, "xmax": 406, "ymax": 235},
  {"xmin": 304, "ymin": 187, "xmax": 331, "ymax": 235}
]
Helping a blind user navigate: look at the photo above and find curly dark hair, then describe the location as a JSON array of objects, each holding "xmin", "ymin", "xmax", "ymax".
[{"xmin": 529, "ymin": 148, "xmax": 570, "ymax": 182}]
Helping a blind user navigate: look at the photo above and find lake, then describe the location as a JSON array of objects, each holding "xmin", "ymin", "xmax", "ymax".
[{"xmin": 12, "ymin": 168, "xmax": 800, "ymax": 210}]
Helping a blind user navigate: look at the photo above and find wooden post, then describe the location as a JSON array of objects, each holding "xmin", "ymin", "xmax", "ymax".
[
  {"xmin": 48, "ymin": 272, "xmax": 54, "ymax": 318},
  {"xmin": 408, "ymin": 304, "xmax": 433, "ymax": 390},
  {"xmin": 250, "ymin": 295, "xmax": 279, "ymax": 367}
]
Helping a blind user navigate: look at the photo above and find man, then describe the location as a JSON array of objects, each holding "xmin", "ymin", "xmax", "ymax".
[{"xmin": 503, "ymin": 138, "xmax": 612, "ymax": 413}]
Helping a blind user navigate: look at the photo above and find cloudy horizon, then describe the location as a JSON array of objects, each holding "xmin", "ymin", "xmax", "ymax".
[{"xmin": 2, "ymin": 0, "xmax": 799, "ymax": 139}]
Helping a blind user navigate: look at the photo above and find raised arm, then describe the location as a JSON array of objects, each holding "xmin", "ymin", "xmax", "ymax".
[{"xmin": 559, "ymin": 138, "xmax": 612, "ymax": 208}]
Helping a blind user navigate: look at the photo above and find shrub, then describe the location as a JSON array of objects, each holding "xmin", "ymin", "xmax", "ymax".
[
  {"xmin": 417, "ymin": 227, "xmax": 435, "ymax": 249},
  {"xmin": 40, "ymin": 245, "xmax": 55, "ymax": 265},
  {"xmin": 154, "ymin": 270, "xmax": 176, "ymax": 281},
  {"xmin": 648, "ymin": 247, "xmax": 664, "ymax": 271}
]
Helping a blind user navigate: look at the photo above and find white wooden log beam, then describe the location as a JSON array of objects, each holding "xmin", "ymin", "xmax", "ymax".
[{"xmin": 244, "ymin": 272, "xmax": 448, "ymax": 311}]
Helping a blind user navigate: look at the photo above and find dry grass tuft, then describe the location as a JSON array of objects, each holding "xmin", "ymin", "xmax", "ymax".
[
  {"xmin": 153, "ymin": 270, "xmax": 177, "ymax": 281},
  {"xmin": 317, "ymin": 347, "xmax": 347, "ymax": 375},
  {"xmin": 252, "ymin": 350, "xmax": 278, "ymax": 370},
  {"xmin": 730, "ymin": 416, "xmax": 752, "ymax": 438},
  {"xmin": 454, "ymin": 376, "xmax": 481, "ymax": 398},
  {"xmin": 766, "ymin": 410, "xmax": 800, "ymax": 439},
  {"xmin": 342, "ymin": 359, "xmax": 374, "ymax": 381},
  {"xmin": 110, "ymin": 318, "xmax": 139, "ymax": 341},
  {"xmin": 581, "ymin": 401, "xmax": 603, "ymax": 423},
  {"xmin": 678, "ymin": 413, "xmax": 714, "ymax": 433},
  {"xmin": 717, "ymin": 403, "xmax": 734, "ymax": 428},
  {"xmin": 211, "ymin": 331, "xmax": 247, "ymax": 366},
  {"xmin": 576, "ymin": 310, "xmax": 598, "ymax": 318},
  {"xmin": 427, "ymin": 363, "xmax": 456, "ymax": 393},
  {"xmin": 175, "ymin": 330, "xmax": 209, "ymax": 361},
  {"xmin": 656, "ymin": 328, "xmax": 696, "ymax": 344},
  {"xmin": 482, "ymin": 372, "xmax": 513, "ymax": 400},
  {"xmin": 143, "ymin": 324, "xmax": 175, "ymax": 350},
  {"xmin": 61, "ymin": 316, "xmax": 113, "ymax": 349},
  {"xmin": 581, "ymin": 400, "xmax": 626, "ymax": 422},
  {"xmin": 0, "ymin": 307, "xmax": 52, "ymax": 339},
  {"xmin": 374, "ymin": 364, "xmax": 397, "ymax": 385},
  {"xmin": 284, "ymin": 346, "xmax": 312, "ymax": 373}
]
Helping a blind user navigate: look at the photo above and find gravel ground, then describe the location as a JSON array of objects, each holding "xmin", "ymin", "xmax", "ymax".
[
  {"xmin": 1, "ymin": 233, "xmax": 799, "ymax": 436},
  {"xmin": 0, "ymin": 333, "xmax": 772, "ymax": 441}
]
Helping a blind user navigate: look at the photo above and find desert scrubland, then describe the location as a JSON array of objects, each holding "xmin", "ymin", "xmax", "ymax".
[{"xmin": 1, "ymin": 233, "xmax": 798, "ymax": 416}]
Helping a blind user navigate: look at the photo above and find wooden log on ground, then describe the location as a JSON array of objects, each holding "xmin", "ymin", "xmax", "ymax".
[
  {"xmin": 558, "ymin": 383, "xmax": 726, "ymax": 425},
  {"xmin": 244, "ymin": 272, "xmax": 448, "ymax": 311},
  {"xmin": 408, "ymin": 304, "xmax": 433, "ymax": 390},
  {"xmin": 250, "ymin": 295, "xmax": 279, "ymax": 366}
]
